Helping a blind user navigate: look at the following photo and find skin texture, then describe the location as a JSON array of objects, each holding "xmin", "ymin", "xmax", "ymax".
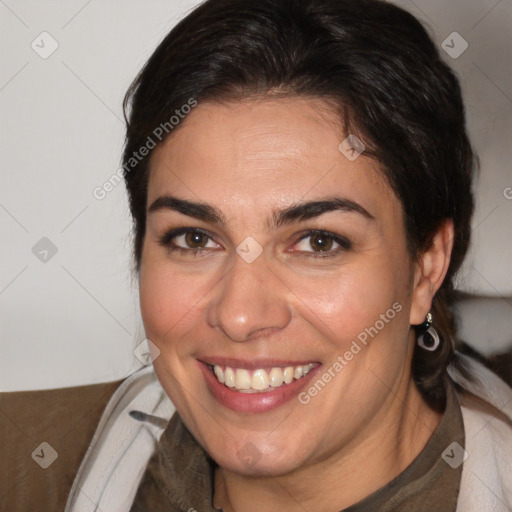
[{"xmin": 139, "ymin": 97, "xmax": 454, "ymax": 511}]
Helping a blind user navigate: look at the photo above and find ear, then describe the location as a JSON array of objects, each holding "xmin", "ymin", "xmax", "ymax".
[{"xmin": 409, "ymin": 219, "xmax": 455, "ymax": 326}]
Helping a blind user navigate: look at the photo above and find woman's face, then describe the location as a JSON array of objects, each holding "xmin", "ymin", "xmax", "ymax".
[{"xmin": 140, "ymin": 97, "xmax": 422, "ymax": 475}]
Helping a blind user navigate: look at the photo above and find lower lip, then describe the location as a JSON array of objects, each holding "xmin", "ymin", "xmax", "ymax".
[{"xmin": 198, "ymin": 361, "xmax": 321, "ymax": 414}]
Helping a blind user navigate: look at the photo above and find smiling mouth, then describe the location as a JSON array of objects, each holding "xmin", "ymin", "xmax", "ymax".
[{"xmin": 209, "ymin": 363, "xmax": 316, "ymax": 393}]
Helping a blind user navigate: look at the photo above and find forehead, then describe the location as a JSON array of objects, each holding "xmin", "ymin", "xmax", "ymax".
[{"xmin": 147, "ymin": 98, "xmax": 398, "ymax": 220}]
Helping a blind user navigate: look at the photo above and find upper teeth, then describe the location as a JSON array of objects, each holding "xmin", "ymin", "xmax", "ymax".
[{"xmin": 213, "ymin": 364, "xmax": 315, "ymax": 393}]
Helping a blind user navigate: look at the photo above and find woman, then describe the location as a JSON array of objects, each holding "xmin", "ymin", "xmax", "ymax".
[{"xmin": 65, "ymin": 0, "xmax": 512, "ymax": 511}]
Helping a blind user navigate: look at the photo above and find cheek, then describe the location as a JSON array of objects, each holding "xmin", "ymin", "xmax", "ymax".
[
  {"xmin": 139, "ymin": 261, "xmax": 202, "ymax": 343},
  {"xmin": 288, "ymin": 260, "xmax": 402, "ymax": 350},
  {"xmin": 139, "ymin": 251, "xmax": 227, "ymax": 357}
]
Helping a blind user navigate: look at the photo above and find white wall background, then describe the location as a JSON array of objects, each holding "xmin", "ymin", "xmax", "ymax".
[{"xmin": 1, "ymin": 0, "xmax": 511, "ymax": 391}]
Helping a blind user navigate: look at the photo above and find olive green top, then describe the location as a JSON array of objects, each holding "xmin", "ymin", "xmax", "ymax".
[{"xmin": 130, "ymin": 381, "xmax": 464, "ymax": 512}]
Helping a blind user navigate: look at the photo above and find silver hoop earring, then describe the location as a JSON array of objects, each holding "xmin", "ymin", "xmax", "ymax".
[
  {"xmin": 416, "ymin": 312, "xmax": 440, "ymax": 351},
  {"xmin": 417, "ymin": 326, "xmax": 440, "ymax": 351}
]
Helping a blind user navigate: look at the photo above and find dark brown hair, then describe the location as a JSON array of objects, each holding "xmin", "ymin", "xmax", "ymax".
[{"xmin": 122, "ymin": 0, "xmax": 475, "ymax": 409}]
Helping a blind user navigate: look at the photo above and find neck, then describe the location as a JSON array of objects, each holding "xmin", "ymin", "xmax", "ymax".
[{"xmin": 213, "ymin": 379, "xmax": 442, "ymax": 512}]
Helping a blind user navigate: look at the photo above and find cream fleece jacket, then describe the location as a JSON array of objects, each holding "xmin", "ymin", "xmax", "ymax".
[{"xmin": 64, "ymin": 354, "xmax": 512, "ymax": 512}]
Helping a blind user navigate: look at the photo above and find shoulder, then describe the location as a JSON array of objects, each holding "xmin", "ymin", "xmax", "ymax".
[
  {"xmin": 64, "ymin": 366, "xmax": 175, "ymax": 512},
  {"xmin": 0, "ymin": 378, "xmax": 123, "ymax": 512},
  {"xmin": 450, "ymin": 354, "xmax": 512, "ymax": 512}
]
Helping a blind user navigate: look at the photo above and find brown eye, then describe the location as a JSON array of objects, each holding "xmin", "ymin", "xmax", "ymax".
[
  {"xmin": 309, "ymin": 233, "xmax": 334, "ymax": 252},
  {"xmin": 158, "ymin": 228, "xmax": 220, "ymax": 253},
  {"xmin": 184, "ymin": 231, "xmax": 208, "ymax": 248},
  {"xmin": 291, "ymin": 230, "xmax": 351, "ymax": 256}
]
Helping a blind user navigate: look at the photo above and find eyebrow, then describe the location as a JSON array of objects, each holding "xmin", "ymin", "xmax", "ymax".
[{"xmin": 147, "ymin": 194, "xmax": 374, "ymax": 229}]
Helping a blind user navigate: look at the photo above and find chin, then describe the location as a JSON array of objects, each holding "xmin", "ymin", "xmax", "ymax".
[{"xmin": 207, "ymin": 435, "xmax": 310, "ymax": 477}]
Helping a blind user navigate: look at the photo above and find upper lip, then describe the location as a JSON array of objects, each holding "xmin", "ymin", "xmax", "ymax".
[{"xmin": 199, "ymin": 357, "xmax": 320, "ymax": 369}]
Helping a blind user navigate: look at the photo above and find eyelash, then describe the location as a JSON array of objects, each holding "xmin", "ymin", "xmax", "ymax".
[{"xmin": 157, "ymin": 227, "xmax": 351, "ymax": 258}]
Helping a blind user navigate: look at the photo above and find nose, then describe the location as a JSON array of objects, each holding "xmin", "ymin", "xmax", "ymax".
[{"xmin": 206, "ymin": 254, "xmax": 292, "ymax": 342}]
